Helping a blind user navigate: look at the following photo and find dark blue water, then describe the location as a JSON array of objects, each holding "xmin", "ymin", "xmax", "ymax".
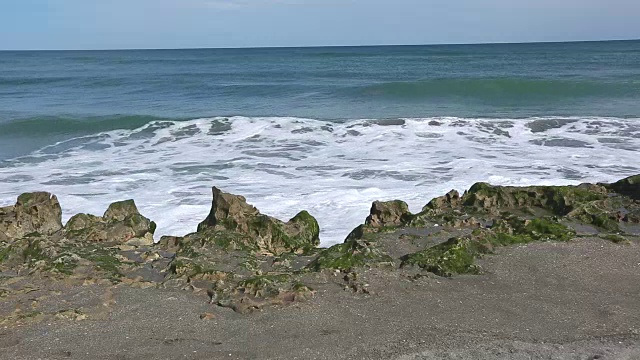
[{"xmin": 2, "ymin": 40, "xmax": 640, "ymax": 127}]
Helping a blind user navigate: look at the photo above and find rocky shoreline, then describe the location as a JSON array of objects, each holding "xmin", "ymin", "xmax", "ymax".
[{"xmin": 1, "ymin": 175, "xmax": 640, "ymax": 358}]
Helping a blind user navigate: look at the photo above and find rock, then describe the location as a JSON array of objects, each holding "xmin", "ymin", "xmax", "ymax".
[
  {"xmin": 283, "ymin": 211, "xmax": 320, "ymax": 249},
  {"xmin": 197, "ymin": 187, "xmax": 259, "ymax": 233},
  {"xmin": 461, "ymin": 182, "xmax": 608, "ymax": 215},
  {"xmin": 196, "ymin": 187, "xmax": 320, "ymax": 255},
  {"xmin": 55, "ymin": 309, "xmax": 87, "ymax": 321},
  {"xmin": 65, "ymin": 200, "xmax": 156, "ymax": 244},
  {"xmin": 0, "ymin": 192, "xmax": 63, "ymax": 240},
  {"xmin": 157, "ymin": 236, "xmax": 182, "ymax": 252},
  {"xmin": 423, "ymin": 190, "xmax": 461, "ymax": 212},
  {"xmin": 365, "ymin": 200, "xmax": 411, "ymax": 228},
  {"xmin": 606, "ymin": 175, "xmax": 640, "ymax": 200},
  {"xmin": 200, "ymin": 312, "xmax": 216, "ymax": 320},
  {"xmin": 125, "ymin": 233, "xmax": 154, "ymax": 247},
  {"xmin": 307, "ymin": 238, "xmax": 393, "ymax": 272}
]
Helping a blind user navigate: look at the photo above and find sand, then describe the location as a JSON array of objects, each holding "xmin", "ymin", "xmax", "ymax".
[{"xmin": 1, "ymin": 237, "xmax": 639, "ymax": 359}]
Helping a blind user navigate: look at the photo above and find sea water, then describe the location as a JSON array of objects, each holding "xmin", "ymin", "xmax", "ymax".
[{"xmin": 1, "ymin": 41, "xmax": 639, "ymax": 245}]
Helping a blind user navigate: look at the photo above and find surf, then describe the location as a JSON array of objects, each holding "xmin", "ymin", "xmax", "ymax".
[{"xmin": 1, "ymin": 115, "xmax": 638, "ymax": 246}]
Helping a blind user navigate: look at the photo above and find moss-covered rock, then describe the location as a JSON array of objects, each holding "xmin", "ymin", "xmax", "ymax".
[
  {"xmin": 567, "ymin": 200, "xmax": 622, "ymax": 231},
  {"xmin": 215, "ymin": 273, "xmax": 314, "ymax": 314},
  {"xmin": 64, "ymin": 200, "xmax": 155, "ymax": 244},
  {"xmin": 287, "ymin": 211, "xmax": 320, "ymax": 243},
  {"xmin": 0, "ymin": 192, "xmax": 63, "ymax": 241},
  {"xmin": 365, "ymin": 200, "xmax": 412, "ymax": 228},
  {"xmin": 196, "ymin": 187, "xmax": 320, "ymax": 255},
  {"xmin": 599, "ymin": 234, "xmax": 629, "ymax": 244},
  {"xmin": 490, "ymin": 216, "xmax": 576, "ymax": 243},
  {"xmin": 307, "ymin": 239, "xmax": 393, "ymax": 272},
  {"xmin": 461, "ymin": 183, "xmax": 608, "ymax": 216},
  {"xmin": 401, "ymin": 216, "xmax": 575, "ymax": 277},
  {"xmin": 401, "ymin": 237, "xmax": 484, "ymax": 277},
  {"xmin": 422, "ymin": 190, "xmax": 461, "ymax": 212},
  {"xmin": 605, "ymin": 174, "xmax": 640, "ymax": 200}
]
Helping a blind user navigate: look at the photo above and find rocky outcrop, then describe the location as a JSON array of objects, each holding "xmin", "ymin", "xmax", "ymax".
[
  {"xmin": 423, "ymin": 190, "xmax": 461, "ymax": 212},
  {"xmin": 365, "ymin": 200, "xmax": 411, "ymax": 228},
  {"xmin": 0, "ymin": 192, "xmax": 63, "ymax": 240},
  {"xmin": 328, "ymin": 175, "xmax": 640, "ymax": 277},
  {"xmin": 65, "ymin": 200, "xmax": 156, "ymax": 245},
  {"xmin": 606, "ymin": 174, "xmax": 640, "ymax": 200},
  {"xmin": 1, "ymin": 175, "xmax": 640, "ymax": 317},
  {"xmin": 196, "ymin": 187, "xmax": 320, "ymax": 255}
]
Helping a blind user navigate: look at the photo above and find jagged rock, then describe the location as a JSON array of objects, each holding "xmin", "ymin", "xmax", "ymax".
[
  {"xmin": 157, "ymin": 236, "xmax": 182, "ymax": 252},
  {"xmin": 606, "ymin": 174, "xmax": 640, "ymax": 200},
  {"xmin": 307, "ymin": 237, "xmax": 394, "ymax": 271},
  {"xmin": 461, "ymin": 183, "xmax": 608, "ymax": 215},
  {"xmin": 197, "ymin": 187, "xmax": 259, "ymax": 233},
  {"xmin": 3, "ymin": 173, "xmax": 640, "ymax": 318},
  {"xmin": 0, "ymin": 192, "xmax": 63, "ymax": 240},
  {"xmin": 124, "ymin": 233, "xmax": 154, "ymax": 247},
  {"xmin": 365, "ymin": 200, "xmax": 411, "ymax": 228},
  {"xmin": 196, "ymin": 187, "xmax": 320, "ymax": 255},
  {"xmin": 65, "ymin": 200, "xmax": 156, "ymax": 244},
  {"xmin": 423, "ymin": 190, "xmax": 461, "ymax": 212},
  {"xmin": 214, "ymin": 274, "xmax": 315, "ymax": 314}
]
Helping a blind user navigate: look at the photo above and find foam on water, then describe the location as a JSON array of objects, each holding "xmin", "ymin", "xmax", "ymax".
[{"xmin": 1, "ymin": 116, "xmax": 639, "ymax": 246}]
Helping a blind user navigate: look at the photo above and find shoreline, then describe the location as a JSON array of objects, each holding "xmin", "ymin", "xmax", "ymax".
[{"xmin": 1, "ymin": 175, "xmax": 639, "ymax": 359}]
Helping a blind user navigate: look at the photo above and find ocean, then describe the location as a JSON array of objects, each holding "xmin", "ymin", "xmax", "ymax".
[{"xmin": 1, "ymin": 40, "xmax": 639, "ymax": 245}]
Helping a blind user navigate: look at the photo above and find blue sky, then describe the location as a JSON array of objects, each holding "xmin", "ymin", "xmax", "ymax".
[{"xmin": 1, "ymin": 0, "xmax": 639, "ymax": 50}]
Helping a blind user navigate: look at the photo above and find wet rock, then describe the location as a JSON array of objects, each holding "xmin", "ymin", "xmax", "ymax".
[
  {"xmin": 606, "ymin": 174, "xmax": 640, "ymax": 200},
  {"xmin": 0, "ymin": 192, "xmax": 63, "ymax": 240},
  {"xmin": 4, "ymin": 173, "xmax": 640, "ymax": 317},
  {"xmin": 65, "ymin": 200, "xmax": 156, "ymax": 244},
  {"xmin": 196, "ymin": 187, "xmax": 320, "ymax": 255}
]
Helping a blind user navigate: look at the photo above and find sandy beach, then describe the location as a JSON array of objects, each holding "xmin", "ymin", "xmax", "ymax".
[{"xmin": 1, "ymin": 237, "xmax": 639, "ymax": 360}]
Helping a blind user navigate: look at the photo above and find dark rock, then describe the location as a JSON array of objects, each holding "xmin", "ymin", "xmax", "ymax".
[
  {"xmin": 605, "ymin": 174, "xmax": 640, "ymax": 200},
  {"xmin": 0, "ymin": 192, "xmax": 63, "ymax": 240}
]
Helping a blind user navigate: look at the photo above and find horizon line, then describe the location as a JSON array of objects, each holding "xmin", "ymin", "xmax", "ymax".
[{"xmin": 1, "ymin": 37, "xmax": 639, "ymax": 52}]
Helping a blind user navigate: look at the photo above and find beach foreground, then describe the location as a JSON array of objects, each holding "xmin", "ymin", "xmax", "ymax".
[{"xmin": 1, "ymin": 175, "xmax": 639, "ymax": 359}]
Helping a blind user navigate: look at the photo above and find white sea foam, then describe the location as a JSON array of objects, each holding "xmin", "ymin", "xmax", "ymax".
[{"xmin": 1, "ymin": 116, "xmax": 639, "ymax": 246}]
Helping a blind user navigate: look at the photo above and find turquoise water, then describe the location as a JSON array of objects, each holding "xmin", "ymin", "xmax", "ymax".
[
  {"xmin": 1, "ymin": 40, "xmax": 640, "ymax": 158},
  {"xmin": 1, "ymin": 40, "xmax": 639, "ymax": 244}
]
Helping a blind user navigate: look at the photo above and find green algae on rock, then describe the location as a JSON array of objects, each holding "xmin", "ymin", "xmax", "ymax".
[
  {"xmin": 605, "ymin": 174, "xmax": 640, "ymax": 200},
  {"xmin": 1, "ymin": 174, "xmax": 640, "ymax": 317},
  {"xmin": 365, "ymin": 200, "xmax": 412, "ymax": 228},
  {"xmin": 307, "ymin": 238, "xmax": 394, "ymax": 272},
  {"xmin": 65, "ymin": 200, "xmax": 156, "ymax": 244},
  {"xmin": 343, "ymin": 178, "xmax": 637, "ymax": 277},
  {"xmin": 0, "ymin": 192, "xmax": 63, "ymax": 240},
  {"xmin": 196, "ymin": 186, "xmax": 320, "ymax": 255}
]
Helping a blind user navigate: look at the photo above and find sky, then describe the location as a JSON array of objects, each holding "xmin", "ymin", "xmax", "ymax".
[{"xmin": 0, "ymin": 0, "xmax": 639, "ymax": 50}]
